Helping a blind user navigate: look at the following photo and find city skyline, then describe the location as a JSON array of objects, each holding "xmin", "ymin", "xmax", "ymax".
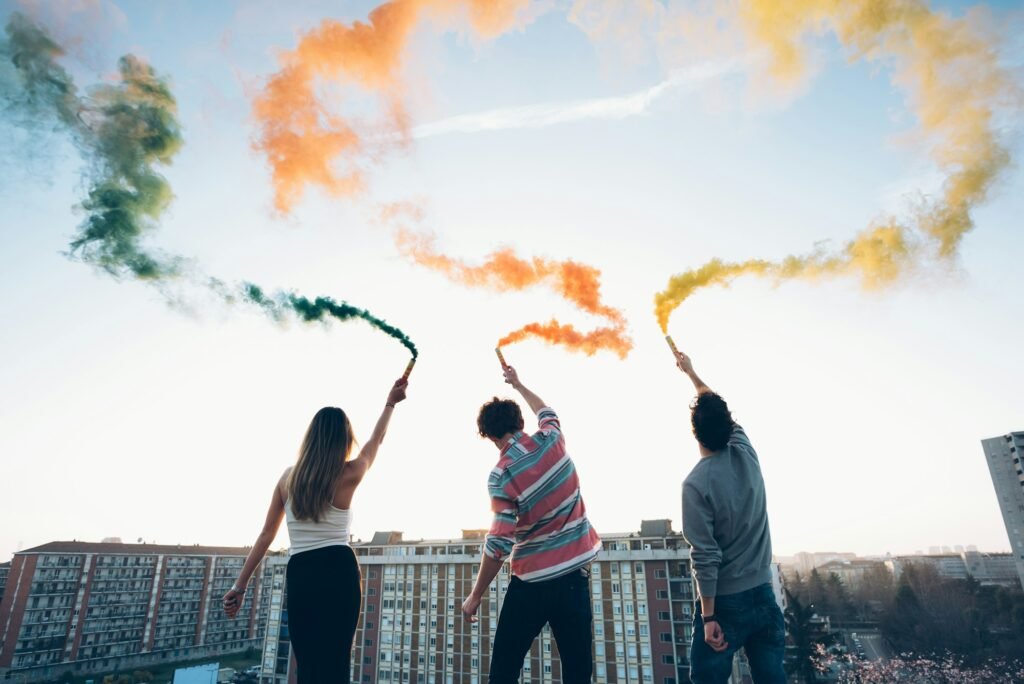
[{"xmin": 1, "ymin": 0, "xmax": 1023, "ymax": 565}]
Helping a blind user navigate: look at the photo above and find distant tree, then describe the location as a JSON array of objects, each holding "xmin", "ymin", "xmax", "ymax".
[
  {"xmin": 132, "ymin": 670, "xmax": 154, "ymax": 683},
  {"xmin": 825, "ymin": 573, "xmax": 855, "ymax": 624},
  {"xmin": 807, "ymin": 569, "xmax": 831, "ymax": 616},
  {"xmin": 785, "ymin": 589, "xmax": 833, "ymax": 683}
]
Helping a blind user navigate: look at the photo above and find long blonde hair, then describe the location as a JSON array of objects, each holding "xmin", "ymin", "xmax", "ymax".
[{"xmin": 288, "ymin": 407, "xmax": 355, "ymax": 522}]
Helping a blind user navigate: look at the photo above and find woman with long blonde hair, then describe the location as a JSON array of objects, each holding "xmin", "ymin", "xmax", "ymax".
[{"xmin": 222, "ymin": 376, "xmax": 409, "ymax": 683}]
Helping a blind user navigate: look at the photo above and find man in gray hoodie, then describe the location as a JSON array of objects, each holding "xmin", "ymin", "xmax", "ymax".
[{"xmin": 675, "ymin": 348, "xmax": 786, "ymax": 684}]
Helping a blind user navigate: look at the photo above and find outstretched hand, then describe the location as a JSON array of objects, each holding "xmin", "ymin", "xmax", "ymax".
[
  {"xmin": 387, "ymin": 378, "xmax": 409, "ymax": 407},
  {"xmin": 675, "ymin": 350, "xmax": 694, "ymax": 375},
  {"xmin": 503, "ymin": 365, "xmax": 522, "ymax": 389}
]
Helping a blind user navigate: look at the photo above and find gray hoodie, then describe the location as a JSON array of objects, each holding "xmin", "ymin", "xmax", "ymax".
[{"xmin": 682, "ymin": 424, "xmax": 773, "ymax": 598}]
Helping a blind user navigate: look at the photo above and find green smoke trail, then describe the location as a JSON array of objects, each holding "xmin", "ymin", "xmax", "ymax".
[
  {"xmin": 1, "ymin": 12, "xmax": 183, "ymax": 280},
  {"xmin": 240, "ymin": 283, "xmax": 418, "ymax": 358},
  {"xmin": 2, "ymin": 14, "xmax": 417, "ymax": 356}
]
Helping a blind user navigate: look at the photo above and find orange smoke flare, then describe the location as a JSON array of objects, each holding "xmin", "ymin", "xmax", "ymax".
[
  {"xmin": 392, "ymin": 223, "xmax": 632, "ymax": 358},
  {"xmin": 253, "ymin": 0, "xmax": 529, "ymax": 213}
]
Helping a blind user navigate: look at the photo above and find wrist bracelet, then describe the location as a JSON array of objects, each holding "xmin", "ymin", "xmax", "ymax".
[
  {"xmin": 386, "ymin": 403, "xmax": 396, "ymax": 409},
  {"xmin": 231, "ymin": 583, "xmax": 246, "ymax": 594},
  {"xmin": 703, "ymin": 614, "xmax": 717, "ymax": 623}
]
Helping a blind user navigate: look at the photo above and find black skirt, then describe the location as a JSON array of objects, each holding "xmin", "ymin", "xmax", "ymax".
[{"xmin": 286, "ymin": 545, "xmax": 362, "ymax": 684}]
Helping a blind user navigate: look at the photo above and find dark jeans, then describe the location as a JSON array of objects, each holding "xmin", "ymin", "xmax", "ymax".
[
  {"xmin": 490, "ymin": 568, "xmax": 593, "ymax": 683},
  {"xmin": 690, "ymin": 582, "xmax": 786, "ymax": 684},
  {"xmin": 287, "ymin": 545, "xmax": 361, "ymax": 684}
]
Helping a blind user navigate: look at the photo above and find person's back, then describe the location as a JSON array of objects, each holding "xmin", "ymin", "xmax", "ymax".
[
  {"xmin": 673, "ymin": 350, "xmax": 786, "ymax": 684},
  {"xmin": 683, "ymin": 424, "xmax": 772, "ymax": 598},
  {"xmin": 462, "ymin": 364, "xmax": 600, "ymax": 684},
  {"xmin": 284, "ymin": 488, "xmax": 353, "ymax": 554},
  {"xmin": 489, "ymin": 406, "xmax": 600, "ymax": 582},
  {"xmin": 221, "ymin": 377, "xmax": 410, "ymax": 684}
]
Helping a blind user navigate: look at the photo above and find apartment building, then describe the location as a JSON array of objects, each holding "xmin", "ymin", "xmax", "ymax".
[
  {"xmin": 260, "ymin": 519, "xmax": 695, "ymax": 684},
  {"xmin": 0, "ymin": 563, "xmax": 9, "ymax": 607},
  {"xmin": 0, "ymin": 541, "xmax": 286, "ymax": 683},
  {"xmin": 887, "ymin": 551, "xmax": 1021, "ymax": 588}
]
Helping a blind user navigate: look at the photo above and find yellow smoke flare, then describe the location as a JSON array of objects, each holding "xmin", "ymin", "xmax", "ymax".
[{"xmin": 656, "ymin": 0, "xmax": 1017, "ymax": 332}]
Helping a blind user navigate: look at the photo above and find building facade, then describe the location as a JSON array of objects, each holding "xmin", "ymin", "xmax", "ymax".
[
  {"xmin": 0, "ymin": 563, "xmax": 10, "ymax": 607},
  {"xmin": 981, "ymin": 431, "xmax": 1024, "ymax": 590},
  {"xmin": 260, "ymin": 520, "xmax": 696, "ymax": 684},
  {"xmin": 0, "ymin": 542, "xmax": 285, "ymax": 683},
  {"xmin": 887, "ymin": 551, "xmax": 1022, "ymax": 588}
]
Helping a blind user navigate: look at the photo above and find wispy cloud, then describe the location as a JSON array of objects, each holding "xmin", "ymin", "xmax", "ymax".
[{"xmin": 411, "ymin": 58, "xmax": 748, "ymax": 139}]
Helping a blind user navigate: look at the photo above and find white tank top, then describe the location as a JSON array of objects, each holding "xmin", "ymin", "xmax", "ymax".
[{"xmin": 285, "ymin": 499, "xmax": 352, "ymax": 555}]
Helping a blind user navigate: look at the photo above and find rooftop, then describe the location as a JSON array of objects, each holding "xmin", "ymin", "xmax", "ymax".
[{"xmin": 18, "ymin": 541, "xmax": 254, "ymax": 556}]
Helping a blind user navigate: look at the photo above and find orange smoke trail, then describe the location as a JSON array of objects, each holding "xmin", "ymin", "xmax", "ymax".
[
  {"xmin": 253, "ymin": 0, "xmax": 529, "ymax": 213},
  {"xmin": 654, "ymin": 0, "xmax": 1018, "ymax": 333},
  {"xmin": 393, "ymin": 225, "xmax": 632, "ymax": 358}
]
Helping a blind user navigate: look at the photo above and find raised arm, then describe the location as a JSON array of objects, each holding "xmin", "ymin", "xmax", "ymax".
[
  {"xmin": 349, "ymin": 377, "xmax": 408, "ymax": 475},
  {"xmin": 223, "ymin": 475, "xmax": 287, "ymax": 618},
  {"xmin": 503, "ymin": 366, "xmax": 546, "ymax": 414},
  {"xmin": 674, "ymin": 349, "xmax": 712, "ymax": 395}
]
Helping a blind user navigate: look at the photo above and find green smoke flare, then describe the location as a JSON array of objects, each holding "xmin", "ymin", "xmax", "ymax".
[
  {"xmin": 241, "ymin": 283, "xmax": 418, "ymax": 358},
  {"xmin": 1, "ymin": 12, "xmax": 182, "ymax": 280},
  {"xmin": 2, "ymin": 14, "xmax": 417, "ymax": 356}
]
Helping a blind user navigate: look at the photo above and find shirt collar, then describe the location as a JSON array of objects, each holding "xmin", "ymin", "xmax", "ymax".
[{"xmin": 500, "ymin": 431, "xmax": 526, "ymax": 456}]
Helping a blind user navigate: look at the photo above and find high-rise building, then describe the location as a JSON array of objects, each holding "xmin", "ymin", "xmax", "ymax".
[
  {"xmin": 981, "ymin": 431, "xmax": 1024, "ymax": 590},
  {"xmin": 0, "ymin": 541, "xmax": 287, "ymax": 683},
  {"xmin": 0, "ymin": 563, "xmax": 10, "ymax": 607},
  {"xmin": 261, "ymin": 520, "xmax": 696, "ymax": 684}
]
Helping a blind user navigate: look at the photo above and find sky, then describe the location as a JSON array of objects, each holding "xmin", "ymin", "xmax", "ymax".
[{"xmin": 0, "ymin": 0, "xmax": 1022, "ymax": 564}]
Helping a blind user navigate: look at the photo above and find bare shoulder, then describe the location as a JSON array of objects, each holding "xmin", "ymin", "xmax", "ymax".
[{"xmin": 277, "ymin": 467, "xmax": 292, "ymax": 502}]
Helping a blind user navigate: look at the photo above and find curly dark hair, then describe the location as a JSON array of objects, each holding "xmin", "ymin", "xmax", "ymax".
[
  {"xmin": 690, "ymin": 392, "xmax": 734, "ymax": 452},
  {"xmin": 477, "ymin": 397, "xmax": 525, "ymax": 440}
]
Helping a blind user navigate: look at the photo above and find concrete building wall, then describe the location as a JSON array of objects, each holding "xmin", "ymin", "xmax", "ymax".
[{"xmin": 981, "ymin": 431, "xmax": 1024, "ymax": 590}]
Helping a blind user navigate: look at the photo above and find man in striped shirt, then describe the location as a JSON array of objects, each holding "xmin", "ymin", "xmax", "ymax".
[{"xmin": 461, "ymin": 364, "xmax": 602, "ymax": 684}]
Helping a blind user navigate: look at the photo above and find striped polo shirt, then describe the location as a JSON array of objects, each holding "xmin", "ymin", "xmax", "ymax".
[{"xmin": 484, "ymin": 407, "xmax": 602, "ymax": 582}]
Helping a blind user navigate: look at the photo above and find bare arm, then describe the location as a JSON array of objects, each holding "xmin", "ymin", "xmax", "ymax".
[
  {"xmin": 461, "ymin": 553, "xmax": 504, "ymax": 623},
  {"xmin": 223, "ymin": 479, "xmax": 286, "ymax": 618},
  {"xmin": 503, "ymin": 366, "xmax": 546, "ymax": 414},
  {"xmin": 348, "ymin": 378, "xmax": 408, "ymax": 476},
  {"xmin": 674, "ymin": 350, "xmax": 712, "ymax": 395}
]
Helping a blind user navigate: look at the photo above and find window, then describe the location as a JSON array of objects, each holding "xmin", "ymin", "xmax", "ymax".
[
  {"xmin": 658, "ymin": 611, "xmax": 670, "ymax": 621},
  {"xmin": 662, "ymin": 655, "xmax": 674, "ymax": 665},
  {"xmin": 656, "ymin": 590, "xmax": 668, "ymax": 599},
  {"xmin": 655, "ymin": 569, "xmax": 666, "ymax": 579}
]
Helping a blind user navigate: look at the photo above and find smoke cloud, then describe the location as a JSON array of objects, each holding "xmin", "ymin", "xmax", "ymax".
[
  {"xmin": 390, "ymin": 215, "xmax": 631, "ymax": 358},
  {"xmin": 2, "ymin": 14, "xmax": 417, "ymax": 355},
  {"xmin": 253, "ymin": 0, "xmax": 529, "ymax": 213},
  {"xmin": 655, "ymin": 0, "xmax": 1018, "ymax": 332},
  {"xmin": 2, "ymin": 12, "xmax": 183, "ymax": 280}
]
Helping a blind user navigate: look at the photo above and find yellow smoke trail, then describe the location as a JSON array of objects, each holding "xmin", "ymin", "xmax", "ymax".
[
  {"xmin": 655, "ymin": 0, "xmax": 1017, "ymax": 332},
  {"xmin": 253, "ymin": 0, "xmax": 529, "ymax": 213}
]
